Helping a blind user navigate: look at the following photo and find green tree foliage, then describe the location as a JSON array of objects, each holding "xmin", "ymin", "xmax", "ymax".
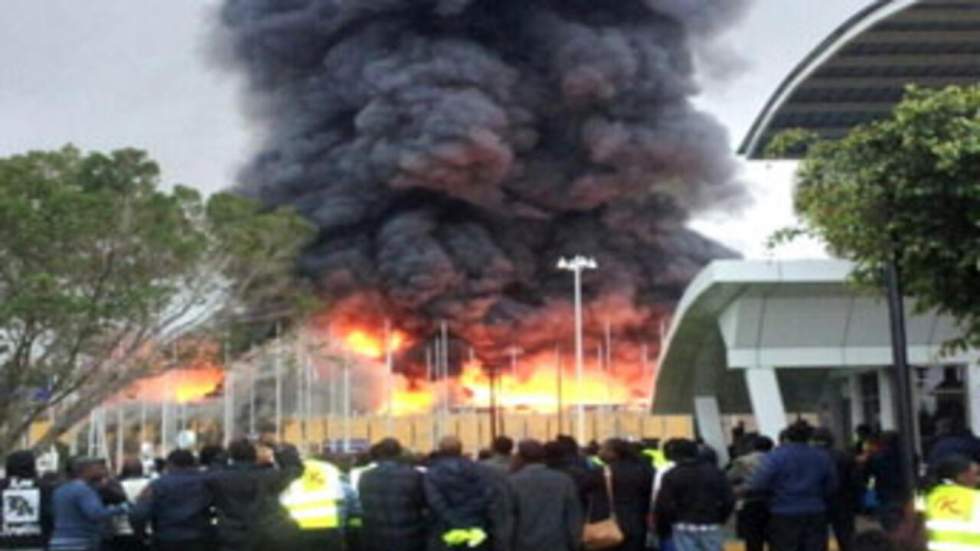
[
  {"xmin": 778, "ymin": 85, "xmax": 980, "ymax": 350},
  {"xmin": 0, "ymin": 146, "xmax": 316, "ymax": 451}
]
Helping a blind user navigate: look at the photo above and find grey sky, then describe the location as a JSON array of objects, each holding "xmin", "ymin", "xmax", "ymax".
[{"xmin": 0, "ymin": 1, "xmax": 871, "ymax": 256}]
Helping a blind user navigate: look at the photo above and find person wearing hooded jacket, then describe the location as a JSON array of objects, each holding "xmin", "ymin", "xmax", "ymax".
[
  {"xmin": 358, "ymin": 438, "xmax": 430, "ymax": 551},
  {"xmin": 424, "ymin": 436, "xmax": 493, "ymax": 551},
  {"xmin": 0, "ymin": 450, "xmax": 54, "ymax": 551}
]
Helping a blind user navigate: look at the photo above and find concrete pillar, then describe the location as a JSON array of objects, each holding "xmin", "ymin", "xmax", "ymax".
[
  {"xmin": 694, "ymin": 396, "xmax": 729, "ymax": 466},
  {"xmin": 878, "ymin": 369, "xmax": 896, "ymax": 430},
  {"xmin": 745, "ymin": 368, "xmax": 787, "ymax": 441},
  {"xmin": 966, "ymin": 363, "xmax": 980, "ymax": 435}
]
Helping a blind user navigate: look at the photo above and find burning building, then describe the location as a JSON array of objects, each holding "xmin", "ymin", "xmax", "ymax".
[{"xmin": 214, "ymin": 0, "xmax": 749, "ymax": 413}]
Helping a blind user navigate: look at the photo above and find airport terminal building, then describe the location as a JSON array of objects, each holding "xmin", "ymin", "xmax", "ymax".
[{"xmin": 653, "ymin": 0, "xmax": 980, "ymax": 463}]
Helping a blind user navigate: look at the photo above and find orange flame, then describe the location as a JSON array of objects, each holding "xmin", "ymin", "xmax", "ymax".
[
  {"xmin": 327, "ymin": 321, "xmax": 653, "ymax": 416},
  {"xmin": 343, "ymin": 328, "xmax": 407, "ymax": 359},
  {"xmin": 125, "ymin": 365, "xmax": 224, "ymax": 404},
  {"xmin": 454, "ymin": 356, "xmax": 648, "ymax": 413}
]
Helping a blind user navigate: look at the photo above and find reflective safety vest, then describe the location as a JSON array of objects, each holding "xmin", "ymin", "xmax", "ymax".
[
  {"xmin": 925, "ymin": 484, "xmax": 980, "ymax": 551},
  {"xmin": 280, "ymin": 460, "xmax": 344, "ymax": 530},
  {"xmin": 642, "ymin": 449, "xmax": 669, "ymax": 470}
]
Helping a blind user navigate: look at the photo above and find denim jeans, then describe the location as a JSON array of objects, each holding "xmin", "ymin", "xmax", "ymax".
[{"xmin": 672, "ymin": 526, "xmax": 724, "ymax": 551}]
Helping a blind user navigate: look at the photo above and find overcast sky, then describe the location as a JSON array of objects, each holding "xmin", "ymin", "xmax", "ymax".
[{"xmin": 0, "ymin": 1, "xmax": 872, "ymax": 258}]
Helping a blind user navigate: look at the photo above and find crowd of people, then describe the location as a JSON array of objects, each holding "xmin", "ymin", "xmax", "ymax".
[{"xmin": 0, "ymin": 418, "xmax": 977, "ymax": 551}]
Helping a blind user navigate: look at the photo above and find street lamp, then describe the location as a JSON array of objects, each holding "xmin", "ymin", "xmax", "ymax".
[{"xmin": 557, "ymin": 255, "xmax": 598, "ymax": 445}]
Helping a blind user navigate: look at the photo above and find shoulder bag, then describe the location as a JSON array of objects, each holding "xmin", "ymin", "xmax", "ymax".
[{"xmin": 582, "ymin": 466, "xmax": 625, "ymax": 550}]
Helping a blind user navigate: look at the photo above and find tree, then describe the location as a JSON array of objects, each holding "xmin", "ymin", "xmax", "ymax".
[
  {"xmin": 772, "ymin": 85, "xmax": 980, "ymax": 350},
  {"xmin": 0, "ymin": 146, "xmax": 316, "ymax": 452}
]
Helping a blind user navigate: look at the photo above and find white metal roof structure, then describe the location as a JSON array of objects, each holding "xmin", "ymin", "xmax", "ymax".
[{"xmin": 740, "ymin": 0, "xmax": 980, "ymax": 159}]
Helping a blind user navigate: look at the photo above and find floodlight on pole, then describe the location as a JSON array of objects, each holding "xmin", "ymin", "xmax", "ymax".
[{"xmin": 557, "ymin": 255, "xmax": 597, "ymax": 445}]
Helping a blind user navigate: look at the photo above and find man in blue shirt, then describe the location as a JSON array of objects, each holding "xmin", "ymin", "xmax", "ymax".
[
  {"xmin": 49, "ymin": 458, "xmax": 127, "ymax": 551},
  {"xmin": 749, "ymin": 423, "xmax": 837, "ymax": 551}
]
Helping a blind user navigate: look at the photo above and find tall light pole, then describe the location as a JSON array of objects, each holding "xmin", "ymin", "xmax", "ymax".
[
  {"xmin": 384, "ymin": 320, "xmax": 395, "ymax": 436},
  {"xmin": 557, "ymin": 255, "xmax": 597, "ymax": 445}
]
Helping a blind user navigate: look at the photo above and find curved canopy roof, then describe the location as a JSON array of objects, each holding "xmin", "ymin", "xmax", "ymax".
[
  {"xmin": 651, "ymin": 260, "xmax": 971, "ymax": 415},
  {"xmin": 740, "ymin": 0, "xmax": 980, "ymax": 159}
]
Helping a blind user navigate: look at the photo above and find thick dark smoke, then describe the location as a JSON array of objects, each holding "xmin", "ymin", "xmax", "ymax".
[{"xmin": 216, "ymin": 0, "xmax": 748, "ymax": 375}]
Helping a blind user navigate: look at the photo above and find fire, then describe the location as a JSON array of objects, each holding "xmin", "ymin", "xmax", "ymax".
[
  {"xmin": 343, "ymin": 328, "xmax": 407, "ymax": 359},
  {"xmin": 455, "ymin": 356, "xmax": 647, "ymax": 413},
  {"xmin": 126, "ymin": 365, "xmax": 224, "ymax": 404},
  {"xmin": 316, "ymin": 316, "xmax": 654, "ymax": 416},
  {"xmin": 389, "ymin": 378, "xmax": 436, "ymax": 416}
]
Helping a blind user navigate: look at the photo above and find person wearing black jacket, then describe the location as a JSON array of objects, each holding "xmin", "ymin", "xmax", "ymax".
[
  {"xmin": 206, "ymin": 438, "xmax": 303, "ymax": 551},
  {"xmin": 0, "ymin": 450, "xmax": 53, "ymax": 551},
  {"xmin": 508, "ymin": 440, "xmax": 582, "ymax": 551},
  {"xmin": 358, "ymin": 438, "xmax": 429, "ymax": 551},
  {"xmin": 132, "ymin": 449, "xmax": 213, "ymax": 551},
  {"xmin": 545, "ymin": 437, "xmax": 600, "ymax": 512},
  {"xmin": 424, "ymin": 436, "xmax": 493, "ymax": 551},
  {"xmin": 592, "ymin": 439, "xmax": 654, "ymax": 551},
  {"xmin": 655, "ymin": 439, "xmax": 735, "ymax": 551},
  {"xmin": 812, "ymin": 429, "xmax": 862, "ymax": 551}
]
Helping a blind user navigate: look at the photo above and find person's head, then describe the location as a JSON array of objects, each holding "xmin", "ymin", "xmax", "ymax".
[
  {"xmin": 374, "ymin": 438, "xmax": 403, "ymax": 461},
  {"xmin": 931, "ymin": 454, "xmax": 980, "ymax": 488},
  {"xmin": 599, "ymin": 438, "xmax": 634, "ymax": 464},
  {"xmin": 438, "ymin": 436, "xmax": 463, "ymax": 457},
  {"xmin": 167, "ymin": 449, "xmax": 197, "ymax": 471},
  {"xmin": 71, "ymin": 457, "xmax": 108, "ymax": 484},
  {"xmin": 584, "ymin": 440, "xmax": 600, "ymax": 457},
  {"xmin": 257, "ymin": 421, "xmax": 278, "ymax": 447},
  {"xmin": 555, "ymin": 435, "xmax": 579, "ymax": 458},
  {"xmin": 811, "ymin": 427, "xmax": 835, "ymax": 449},
  {"xmin": 661, "ymin": 439, "xmax": 683, "ymax": 462},
  {"xmin": 670, "ymin": 439, "xmax": 700, "ymax": 462},
  {"xmin": 5, "ymin": 451, "xmax": 37, "ymax": 480},
  {"xmin": 697, "ymin": 443, "xmax": 719, "ymax": 466},
  {"xmin": 491, "ymin": 436, "xmax": 514, "ymax": 457},
  {"xmin": 544, "ymin": 441, "xmax": 564, "ymax": 467},
  {"xmin": 752, "ymin": 435, "xmax": 775, "ymax": 453},
  {"xmin": 784, "ymin": 421, "xmax": 813, "ymax": 444},
  {"xmin": 199, "ymin": 445, "xmax": 227, "ymax": 469},
  {"xmin": 855, "ymin": 424, "xmax": 873, "ymax": 440},
  {"xmin": 477, "ymin": 449, "xmax": 492, "ymax": 461},
  {"xmin": 516, "ymin": 439, "xmax": 546, "ymax": 466},
  {"xmin": 228, "ymin": 438, "xmax": 257, "ymax": 465},
  {"xmin": 119, "ymin": 457, "xmax": 144, "ymax": 480}
]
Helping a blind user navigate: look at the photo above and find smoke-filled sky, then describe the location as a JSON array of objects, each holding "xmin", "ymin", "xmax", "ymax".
[{"xmin": 0, "ymin": 1, "xmax": 867, "ymax": 258}]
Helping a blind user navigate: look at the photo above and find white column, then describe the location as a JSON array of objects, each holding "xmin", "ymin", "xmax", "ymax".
[
  {"xmin": 877, "ymin": 369, "xmax": 896, "ymax": 430},
  {"xmin": 694, "ymin": 396, "xmax": 729, "ymax": 466},
  {"xmin": 745, "ymin": 367, "xmax": 787, "ymax": 441},
  {"xmin": 848, "ymin": 373, "xmax": 865, "ymax": 431},
  {"xmin": 966, "ymin": 363, "xmax": 980, "ymax": 435}
]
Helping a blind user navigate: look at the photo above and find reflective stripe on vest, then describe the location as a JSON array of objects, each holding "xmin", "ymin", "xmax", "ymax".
[
  {"xmin": 926, "ymin": 485, "xmax": 980, "ymax": 551},
  {"xmin": 350, "ymin": 463, "xmax": 376, "ymax": 493},
  {"xmin": 280, "ymin": 460, "xmax": 342, "ymax": 530}
]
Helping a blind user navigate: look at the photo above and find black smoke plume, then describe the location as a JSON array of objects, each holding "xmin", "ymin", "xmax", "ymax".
[{"xmin": 215, "ymin": 0, "xmax": 748, "ymax": 381}]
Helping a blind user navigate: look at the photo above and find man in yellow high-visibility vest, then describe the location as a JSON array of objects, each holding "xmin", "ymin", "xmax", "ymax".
[
  {"xmin": 924, "ymin": 455, "xmax": 980, "ymax": 551},
  {"xmin": 280, "ymin": 458, "xmax": 349, "ymax": 551}
]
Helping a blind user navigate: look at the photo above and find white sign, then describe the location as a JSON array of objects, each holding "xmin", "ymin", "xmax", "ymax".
[{"xmin": 2, "ymin": 487, "xmax": 41, "ymax": 536}]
